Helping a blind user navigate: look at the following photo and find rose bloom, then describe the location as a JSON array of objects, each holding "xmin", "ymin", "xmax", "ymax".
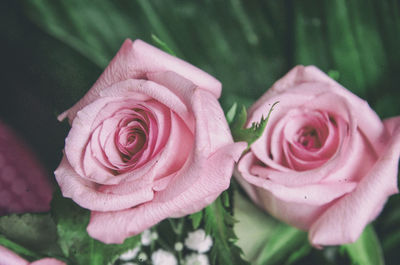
[
  {"xmin": 236, "ymin": 66, "xmax": 400, "ymax": 246},
  {"xmin": 0, "ymin": 245, "xmax": 65, "ymax": 265},
  {"xmin": 55, "ymin": 39, "xmax": 246, "ymax": 244}
]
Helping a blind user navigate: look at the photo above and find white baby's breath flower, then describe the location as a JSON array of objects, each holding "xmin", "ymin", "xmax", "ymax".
[
  {"xmin": 141, "ymin": 229, "xmax": 152, "ymax": 246},
  {"xmin": 151, "ymin": 231, "xmax": 159, "ymax": 240},
  {"xmin": 151, "ymin": 249, "xmax": 177, "ymax": 265},
  {"xmin": 137, "ymin": 252, "xmax": 148, "ymax": 262},
  {"xmin": 174, "ymin": 242, "xmax": 184, "ymax": 252},
  {"xmin": 119, "ymin": 247, "xmax": 140, "ymax": 261},
  {"xmin": 184, "ymin": 253, "xmax": 210, "ymax": 265},
  {"xmin": 184, "ymin": 229, "xmax": 213, "ymax": 253}
]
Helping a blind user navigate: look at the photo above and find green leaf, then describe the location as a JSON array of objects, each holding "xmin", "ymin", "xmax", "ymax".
[
  {"xmin": 327, "ymin": 69, "xmax": 340, "ymax": 81},
  {"xmin": 21, "ymin": 0, "xmax": 289, "ymax": 111},
  {"xmin": 51, "ymin": 190, "xmax": 140, "ymax": 265},
  {"xmin": 0, "ymin": 235, "xmax": 41, "ymax": 261},
  {"xmin": 255, "ymin": 223, "xmax": 308, "ymax": 265},
  {"xmin": 284, "ymin": 243, "xmax": 312, "ymax": 265},
  {"xmin": 189, "ymin": 210, "xmax": 203, "ymax": 230},
  {"xmin": 233, "ymin": 190, "xmax": 277, "ymax": 262},
  {"xmin": 204, "ymin": 195, "xmax": 250, "ymax": 265},
  {"xmin": 230, "ymin": 102, "xmax": 278, "ymax": 147},
  {"xmin": 226, "ymin": 102, "xmax": 238, "ymax": 125},
  {"xmin": 0, "ymin": 213, "xmax": 62, "ymax": 257},
  {"xmin": 151, "ymin": 34, "xmax": 176, "ymax": 56},
  {"xmin": 340, "ymin": 225, "xmax": 384, "ymax": 265}
]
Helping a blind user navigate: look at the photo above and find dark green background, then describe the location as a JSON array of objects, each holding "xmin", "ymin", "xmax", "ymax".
[{"xmin": 0, "ymin": 1, "xmax": 399, "ymax": 264}]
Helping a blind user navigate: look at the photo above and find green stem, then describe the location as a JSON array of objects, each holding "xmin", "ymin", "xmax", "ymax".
[
  {"xmin": 0, "ymin": 235, "xmax": 42, "ymax": 260},
  {"xmin": 168, "ymin": 218, "xmax": 184, "ymax": 236},
  {"xmin": 156, "ymin": 237, "xmax": 174, "ymax": 253},
  {"xmin": 177, "ymin": 249, "xmax": 184, "ymax": 265}
]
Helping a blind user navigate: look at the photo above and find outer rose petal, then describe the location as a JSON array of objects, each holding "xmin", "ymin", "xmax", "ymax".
[
  {"xmin": 87, "ymin": 142, "xmax": 246, "ymax": 243},
  {"xmin": 30, "ymin": 259, "xmax": 66, "ymax": 265},
  {"xmin": 309, "ymin": 117, "xmax": 400, "ymax": 246},
  {"xmin": 237, "ymin": 152, "xmax": 357, "ymax": 229},
  {"xmin": 87, "ymin": 90, "xmax": 247, "ymax": 243},
  {"xmin": 238, "ymin": 153, "xmax": 357, "ymax": 206},
  {"xmin": 147, "ymin": 71, "xmax": 197, "ymax": 114},
  {"xmin": 0, "ymin": 246, "xmax": 28, "ymax": 265},
  {"xmin": 55, "ymin": 156, "xmax": 154, "ymax": 211},
  {"xmin": 59, "ymin": 39, "xmax": 221, "ymax": 122},
  {"xmin": 98, "ymin": 79, "xmax": 194, "ymax": 127},
  {"xmin": 0, "ymin": 246, "xmax": 66, "ymax": 265}
]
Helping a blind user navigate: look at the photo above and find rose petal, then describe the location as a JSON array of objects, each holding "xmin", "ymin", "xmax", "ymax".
[
  {"xmin": 383, "ymin": 116, "xmax": 400, "ymax": 135},
  {"xmin": 236, "ymin": 178, "xmax": 331, "ymax": 230},
  {"xmin": 99, "ymin": 79, "xmax": 193, "ymax": 129},
  {"xmin": 59, "ymin": 39, "xmax": 221, "ymax": 122},
  {"xmin": 30, "ymin": 258, "xmax": 66, "ymax": 265},
  {"xmin": 309, "ymin": 118, "xmax": 400, "ymax": 246},
  {"xmin": 65, "ymin": 96, "xmax": 117, "ymax": 181},
  {"xmin": 87, "ymin": 141, "xmax": 246, "ymax": 243},
  {"xmin": 54, "ymin": 156, "xmax": 154, "ymax": 211},
  {"xmin": 0, "ymin": 246, "xmax": 29, "ymax": 265},
  {"xmin": 147, "ymin": 71, "xmax": 196, "ymax": 113},
  {"xmin": 239, "ymin": 153, "xmax": 357, "ymax": 206}
]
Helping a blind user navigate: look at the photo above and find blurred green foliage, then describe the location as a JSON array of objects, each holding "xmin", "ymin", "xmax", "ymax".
[{"xmin": 1, "ymin": 0, "xmax": 399, "ymax": 264}]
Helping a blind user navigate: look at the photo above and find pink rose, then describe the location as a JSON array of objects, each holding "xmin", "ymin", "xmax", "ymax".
[
  {"xmin": 0, "ymin": 246, "xmax": 65, "ymax": 265},
  {"xmin": 55, "ymin": 39, "xmax": 246, "ymax": 244},
  {"xmin": 236, "ymin": 66, "xmax": 400, "ymax": 246}
]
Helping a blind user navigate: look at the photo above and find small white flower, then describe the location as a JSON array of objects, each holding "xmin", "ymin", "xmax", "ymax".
[
  {"xmin": 119, "ymin": 247, "xmax": 140, "ymax": 261},
  {"xmin": 184, "ymin": 253, "xmax": 210, "ymax": 265},
  {"xmin": 151, "ymin": 249, "xmax": 177, "ymax": 265},
  {"xmin": 151, "ymin": 231, "xmax": 159, "ymax": 240},
  {"xmin": 174, "ymin": 242, "xmax": 184, "ymax": 252},
  {"xmin": 184, "ymin": 229, "xmax": 213, "ymax": 253},
  {"xmin": 122, "ymin": 263, "xmax": 139, "ymax": 265},
  {"xmin": 141, "ymin": 229, "xmax": 152, "ymax": 246},
  {"xmin": 137, "ymin": 252, "xmax": 148, "ymax": 262}
]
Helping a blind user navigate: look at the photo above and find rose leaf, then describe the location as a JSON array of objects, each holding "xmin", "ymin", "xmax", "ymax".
[
  {"xmin": 254, "ymin": 223, "xmax": 308, "ymax": 265},
  {"xmin": 230, "ymin": 101, "xmax": 278, "ymax": 148},
  {"xmin": 226, "ymin": 102, "xmax": 238, "ymax": 125},
  {"xmin": 151, "ymin": 34, "xmax": 176, "ymax": 56},
  {"xmin": 204, "ymin": 191, "xmax": 250, "ymax": 265},
  {"xmin": 0, "ymin": 212, "xmax": 62, "ymax": 260},
  {"xmin": 189, "ymin": 210, "xmax": 203, "ymax": 230},
  {"xmin": 51, "ymin": 189, "xmax": 140, "ymax": 265},
  {"xmin": 340, "ymin": 224, "xmax": 384, "ymax": 265}
]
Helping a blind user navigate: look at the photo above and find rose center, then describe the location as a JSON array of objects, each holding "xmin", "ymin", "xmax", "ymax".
[
  {"xmin": 297, "ymin": 127, "xmax": 321, "ymax": 149},
  {"xmin": 114, "ymin": 108, "xmax": 153, "ymax": 165}
]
